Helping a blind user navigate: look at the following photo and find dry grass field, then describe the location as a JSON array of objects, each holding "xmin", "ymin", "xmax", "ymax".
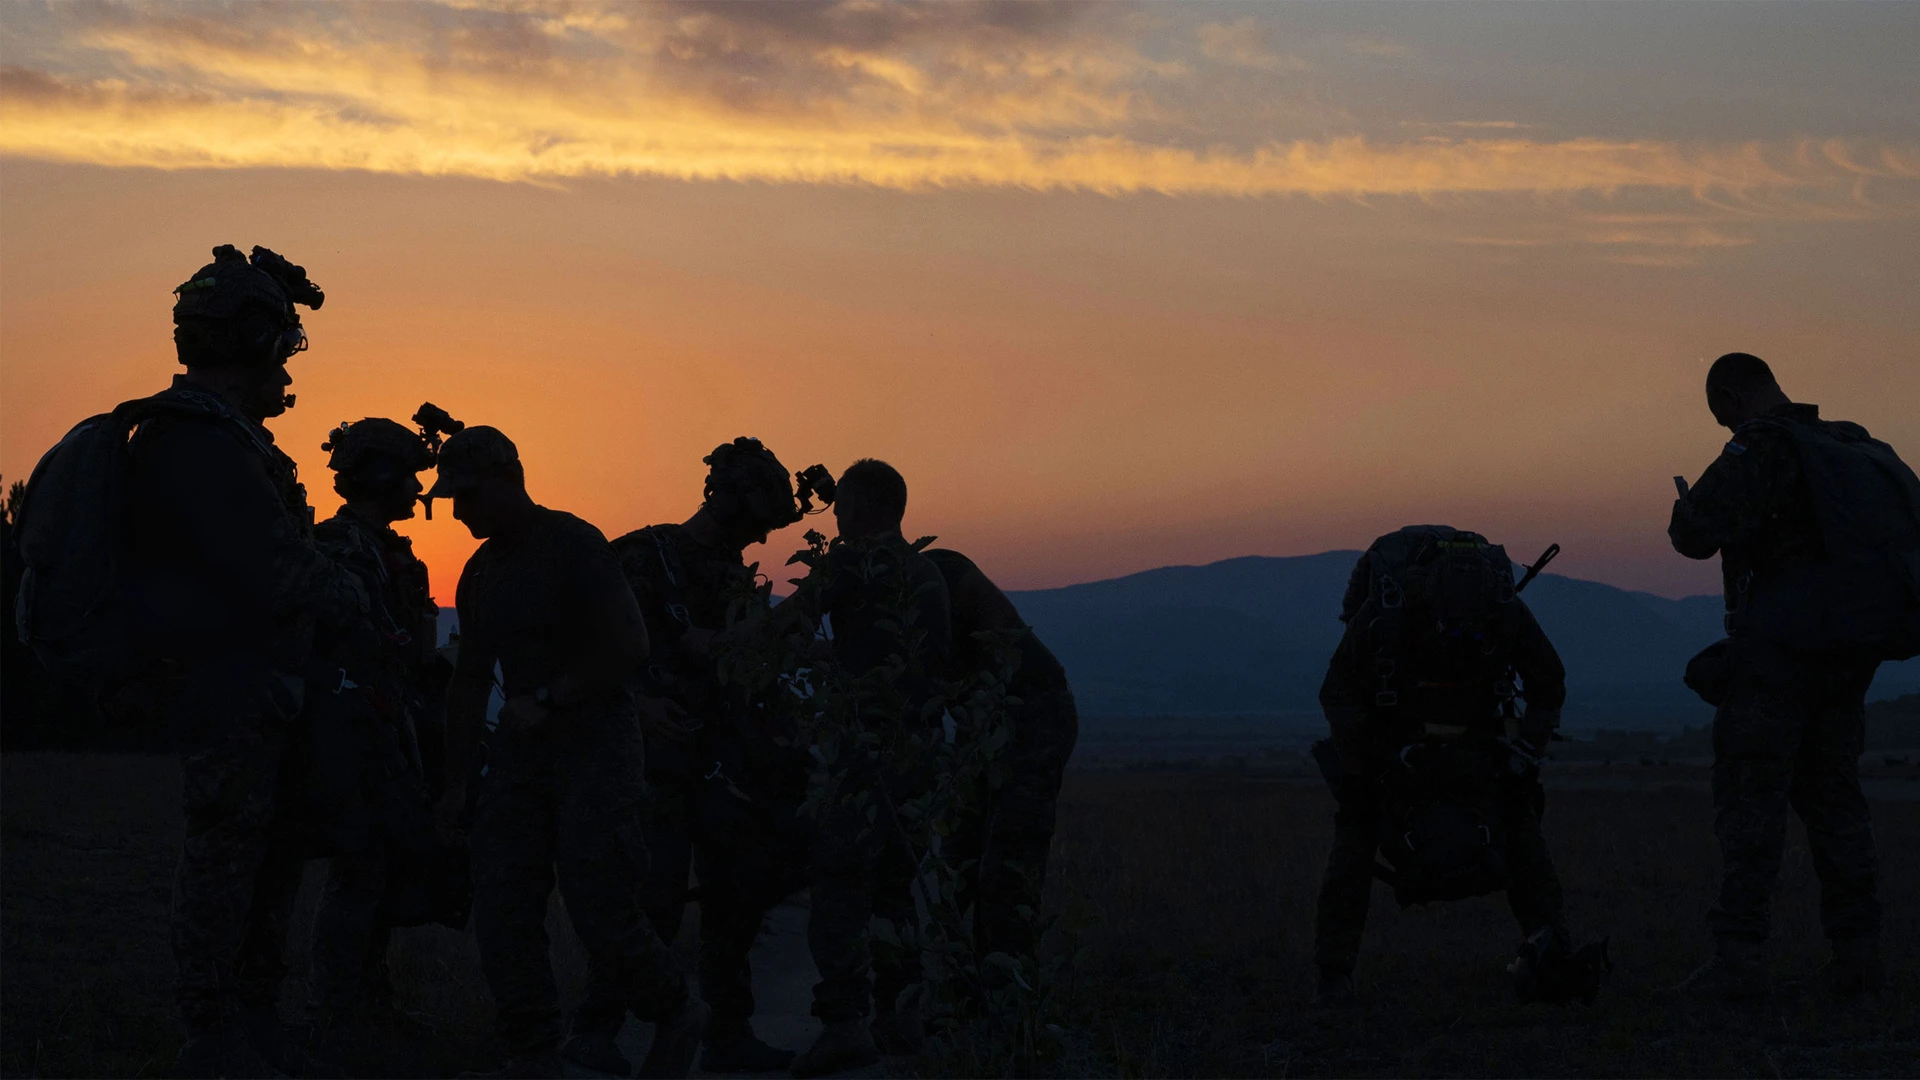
[{"xmin": 3, "ymin": 753, "xmax": 1916, "ymax": 1078}]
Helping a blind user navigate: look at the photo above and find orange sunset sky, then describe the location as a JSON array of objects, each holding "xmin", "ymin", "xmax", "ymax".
[{"xmin": 3, "ymin": 1, "xmax": 1917, "ymax": 603}]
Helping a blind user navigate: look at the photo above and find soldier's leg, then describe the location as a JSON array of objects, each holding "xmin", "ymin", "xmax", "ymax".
[
  {"xmin": 170, "ymin": 665, "xmax": 295, "ymax": 1039},
  {"xmin": 692, "ymin": 831, "xmax": 762, "ymax": 1031},
  {"xmin": 552, "ymin": 720, "xmax": 687, "ymax": 1025},
  {"xmin": 309, "ymin": 850, "xmax": 390, "ymax": 1023},
  {"xmin": 1313, "ymin": 782, "xmax": 1381, "ymax": 975},
  {"xmin": 569, "ymin": 780, "xmax": 692, "ymax": 1045},
  {"xmin": 977, "ymin": 695, "xmax": 1075, "ymax": 958},
  {"xmin": 1501, "ymin": 773, "xmax": 1566, "ymax": 936},
  {"xmin": 808, "ymin": 798, "xmax": 885, "ymax": 1023},
  {"xmin": 1788, "ymin": 663, "xmax": 1881, "ymax": 943},
  {"xmin": 469, "ymin": 773, "xmax": 564, "ymax": 1057},
  {"xmin": 1706, "ymin": 668, "xmax": 1805, "ymax": 946},
  {"xmin": 871, "ymin": 824, "xmax": 923, "ymax": 1022}
]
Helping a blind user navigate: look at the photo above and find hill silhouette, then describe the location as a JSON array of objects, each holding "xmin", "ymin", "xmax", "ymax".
[{"xmin": 1008, "ymin": 551, "xmax": 1920, "ymax": 730}]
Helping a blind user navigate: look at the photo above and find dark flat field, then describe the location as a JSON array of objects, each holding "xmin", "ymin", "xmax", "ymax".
[{"xmin": 4, "ymin": 754, "xmax": 1916, "ymax": 1077}]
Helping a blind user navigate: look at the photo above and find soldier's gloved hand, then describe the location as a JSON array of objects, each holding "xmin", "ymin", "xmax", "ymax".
[
  {"xmin": 638, "ymin": 695, "xmax": 695, "ymax": 743},
  {"xmin": 1518, "ymin": 708, "xmax": 1560, "ymax": 753}
]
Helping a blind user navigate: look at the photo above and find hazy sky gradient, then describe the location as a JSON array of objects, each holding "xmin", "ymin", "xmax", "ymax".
[{"xmin": 3, "ymin": 2, "xmax": 1916, "ymax": 602}]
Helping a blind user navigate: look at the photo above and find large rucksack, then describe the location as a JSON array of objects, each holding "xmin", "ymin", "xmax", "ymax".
[
  {"xmin": 1735, "ymin": 417, "xmax": 1920, "ymax": 661},
  {"xmin": 1340, "ymin": 525, "xmax": 1519, "ymax": 719},
  {"xmin": 11, "ymin": 392, "xmax": 241, "ymax": 680}
]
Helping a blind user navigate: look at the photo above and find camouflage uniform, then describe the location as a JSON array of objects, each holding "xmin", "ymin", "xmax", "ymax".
[
  {"xmin": 125, "ymin": 377, "xmax": 368, "ymax": 1037},
  {"xmin": 808, "ymin": 537, "xmax": 952, "ymax": 1024},
  {"xmin": 457, "ymin": 507, "xmax": 687, "ymax": 1057},
  {"xmin": 1311, "ymin": 566, "xmax": 1567, "ymax": 974},
  {"xmin": 307, "ymin": 504, "xmax": 443, "ymax": 1024},
  {"xmin": 1670, "ymin": 402, "xmax": 1882, "ymax": 946},
  {"xmin": 568, "ymin": 524, "xmax": 811, "ymax": 1039},
  {"xmin": 923, "ymin": 548, "xmax": 1079, "ymax": 959}
]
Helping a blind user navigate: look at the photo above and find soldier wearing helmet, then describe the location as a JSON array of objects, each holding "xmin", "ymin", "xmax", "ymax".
[
  {"xmin": 122, "ymin": 245, "xmax": 367, "ymax": 1077},
  {"xmin": 563, "ymin": 438, "xmax": 828, "ymax": 1075},
  {"xmin": 304, "ymin": 412, "xmax": 456, "ymax": 1053}
]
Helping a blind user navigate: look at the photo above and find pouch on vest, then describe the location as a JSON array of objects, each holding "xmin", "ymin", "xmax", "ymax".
[
  {"xmin": 1738, "ymin": 417, "xmax": 1920, "ymax": 661},
  {"xmin": 1683, "ymin": 638, "xmax": 1734, "ymax": 707}
]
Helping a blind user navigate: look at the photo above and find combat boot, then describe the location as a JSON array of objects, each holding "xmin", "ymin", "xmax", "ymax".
[
  {"xmin": 638, "ymin": 996, "xmax": 710, "ymax": 1079},
  {"xmin": 1669, "ymin": 939, "xmax": 1768, "ymax": 1003},
  {"xmin": 790, "ymin": 1020, "xmax": 881, "ymax": 1078},
  {"xmin": 699, "ymin": 1020, "xmax": 795, "ymax": 1073},
  {"xmin": 1829, "ymin": 937, "xmax": 1886, "ymax": 1000},
  {"xmin": 173, "ymin": 1023, "xmax": 288, "ymax": 1079},
  {"xmin": 559, "ymin": 1027, "xmax": 631, "ymax": 1076},
  {"xmin": 1311, "ymin": 966, "xmax": 1356, "ymax": 1008}
]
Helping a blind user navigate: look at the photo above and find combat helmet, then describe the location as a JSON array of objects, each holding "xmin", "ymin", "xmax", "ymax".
[
  {"xmin": 172, "ymin": 244, "xmax": 324, "ymax": 368},
  {"xmin": 704, "ymin": 437, "xmax": 805, "ymax": 538},
  {"xmin": 322, "ymin": 418, "xmax": 433, "ymax": 475}
]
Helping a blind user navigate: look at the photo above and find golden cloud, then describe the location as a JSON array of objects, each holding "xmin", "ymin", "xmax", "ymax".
[{"xmin": 0, "ymin": 1, "xmax": 1916, "ymax": 211}]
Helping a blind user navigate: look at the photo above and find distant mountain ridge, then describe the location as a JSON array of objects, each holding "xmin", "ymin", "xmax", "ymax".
[{"xmin": 1006, "ymin": 552, "xmax": 1920, "ymax": 730}]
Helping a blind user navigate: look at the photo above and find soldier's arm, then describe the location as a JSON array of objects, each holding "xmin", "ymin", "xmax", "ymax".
[
  {"xmin": 148, "ymin": 422, "xmax": 367, "ymax": 624},
  {"xmin": 439, "ymin": 574, "xmax": 495, "ymax": 823},
  {"xmin": 1318, "ymin": 624, "xmax": 1373, "ymax": 769},
  {"xmin": 1668, "ymin": 428, "xmax": 1790, "ymax": 560},
  {"xmin": 1509, "ymin": 600, "xmax": 1567, "ymax": 745}
]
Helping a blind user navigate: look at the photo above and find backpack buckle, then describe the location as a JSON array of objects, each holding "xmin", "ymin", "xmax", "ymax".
[
  {"xmin": 666, "ymin": 603, "xmax": 693, "ymax": 629},
  {"xmin": 1375, "ymin": 690, "xmax": 1399, "ymax": 707}
]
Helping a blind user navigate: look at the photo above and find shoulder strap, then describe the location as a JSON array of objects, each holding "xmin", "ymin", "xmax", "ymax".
[{"xmin": 644, "ymin": 526, "xmax": 694, "ymax": 631}]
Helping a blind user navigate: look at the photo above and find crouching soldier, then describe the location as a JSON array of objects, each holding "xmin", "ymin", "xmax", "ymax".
[{"xmin": 1311, "ymin": 526, "xmax": 1604, "ymax": 1007}]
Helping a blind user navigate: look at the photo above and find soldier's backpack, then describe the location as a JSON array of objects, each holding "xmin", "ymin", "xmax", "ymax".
[
  {"xmin": 1735, "ymin": 417, "xmax": 1920, "ymax": 661},
  {"xmin": 1340, "ymin": 525, "xmax": 1519, "ymax": 721},
  {"xmin": 11, "ymin": 392, "xmax": 240, "ymax": 680}
]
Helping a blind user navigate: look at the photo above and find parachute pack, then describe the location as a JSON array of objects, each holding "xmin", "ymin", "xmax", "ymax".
[
  {"xmin": 1734, "ymin": 416, "xmax": 1920, "ymax": 661},
  {"xmin": 1340, "ymin": 525, "xmax": 1519, "ymax": 724},
  {"xmin": 11, "ymin": 391, "xmax": 259, "ymax": 681}
]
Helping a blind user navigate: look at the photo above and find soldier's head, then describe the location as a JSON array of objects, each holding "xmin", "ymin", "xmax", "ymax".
[
  {"xmin": 323, "ymin": 418, "xmax": 433, "ymax": 525},
  {"xmin": 702, "ymin": 437, "xmax": 802, "ymax": 551},
  {"xmin": 1705, "ymin": 352, "xmax": 1790, "ymax": 431},
  {"xmin": 833, "ymin": 459, "xmax": 908, "ymax": 540},
  {"xmin": 172, "ymin": 245, "xmax": 324, "ymax": 424},
  {"xmin": 427, "ymin": 426, "xmax": 529, "ymax": 539}
]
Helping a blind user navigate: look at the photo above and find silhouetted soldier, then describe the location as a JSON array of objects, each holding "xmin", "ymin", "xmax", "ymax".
[
  {"xmin": 126, "ymin": 245, "xmax": 368, "ymax": 1076},
  {"xmin": 792, "ymin": 459, "xmax": 952, "ymax": 1078},
  {"xmin": 1669, "ymin": 352, "xmax": 1919, "ymax": 1001},
  {"xmin": 431, "ymin": 427, "xmax": 706, "ymax": 1078},
  {"xmin": 921, "ymin": 548, "xmax": 1079, "ymax": 961},
  {"xmin": 1311, "ymin": 527, "xmax": 1577, "ymax": 1007},
  {"xmin": 305, "ymin": 417, "xmax": 443, "ymax": 1045},
  {"xmin": 563, "ymin": 438, "xmax": 814, "ymax": 1075}
]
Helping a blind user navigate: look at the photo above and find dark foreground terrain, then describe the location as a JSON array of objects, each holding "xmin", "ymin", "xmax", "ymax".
[{"xmin": 3, "ymin": 754, "xmax": 1916, "ymax": 1078}]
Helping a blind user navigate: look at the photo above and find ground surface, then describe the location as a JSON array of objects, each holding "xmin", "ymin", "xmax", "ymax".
[{"xmin": 3, "ymin": 754, "xmax": 1917, "ymax": 1077}]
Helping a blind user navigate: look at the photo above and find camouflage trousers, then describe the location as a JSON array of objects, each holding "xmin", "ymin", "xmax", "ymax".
[
  {"xmin": 950, "ymin": 680, "xmax": 1079, "ymax": 958},
  {"xmin": 573, "ymin": 773, "xmax": 810, "ymax": 1037},
  {"xmin": 808, "ymin": 774, "xmax": 923, "ymax": 1024},
  {"xmin": 308, "ymin": 848, "xmax": 395, "ymax": 1024},
  {"xmin": 1313, "ymin": 770, "xmax": 1563, "ymax": 973},
  {"xmin": 470, "ymin": 705, "xmax": 687, "ymax": 1056},
  {"xmin": 168, "ymin": 657, "xmax": 308, "ymax": 1035},
  {"xmin": 1709, "ymin": 646, "xmax": 1881, "ymax": 945}
]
